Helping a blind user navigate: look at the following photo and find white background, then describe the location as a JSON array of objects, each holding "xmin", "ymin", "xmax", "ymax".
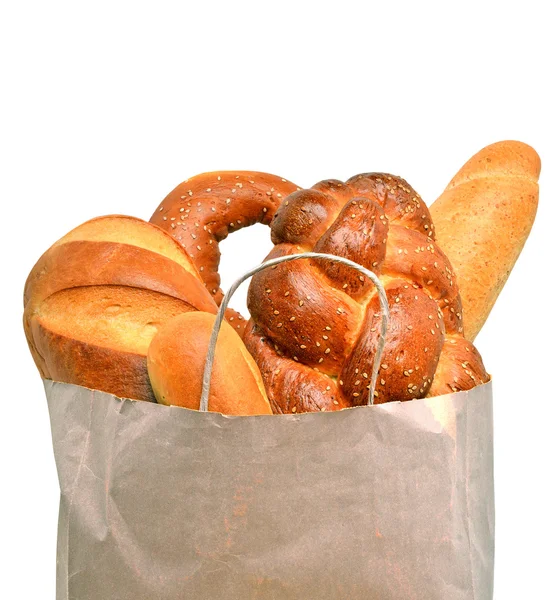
[{"xmin": 1, "ymin": 1, "xmax": 553, "ymax": 598}]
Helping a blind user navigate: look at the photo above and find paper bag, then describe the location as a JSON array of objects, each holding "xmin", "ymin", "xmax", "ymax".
[{"xmin": 45, "ymin": 378, "xmax": 494, "ymax": 600}]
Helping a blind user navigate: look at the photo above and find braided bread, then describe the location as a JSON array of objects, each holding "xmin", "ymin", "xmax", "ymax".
[{"xmin": 243, "ymin": 174, "xmax": 489, "ymax": 413}]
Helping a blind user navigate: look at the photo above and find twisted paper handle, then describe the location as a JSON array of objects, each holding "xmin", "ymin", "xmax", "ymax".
[{"xmin": 200, "ymin": 253, "xmax": 390, "ymax": 412}]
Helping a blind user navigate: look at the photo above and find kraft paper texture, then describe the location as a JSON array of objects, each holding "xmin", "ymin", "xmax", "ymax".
[{"xmin": 45, "ymin": 380, "xmax": 494, "ymax": 600}]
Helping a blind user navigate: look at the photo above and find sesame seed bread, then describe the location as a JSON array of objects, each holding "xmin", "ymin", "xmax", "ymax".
[
  {"xmin": 150, "ymin": 171, "xmax": 300, "ymax": 307},
  {"xmin": 147, "ymin": 312, "xmax": 272, "ymax": 415},
  {"xmin": 23, "ymin": 215, "xmax": 218, "ymax": 401},
  {"xmin": 430, "ymin": 141, "xmax": 540, "ymax": 341},
  {"xmin": 244, "ymin": 174, "xmax": 489, "ymax": 413}
]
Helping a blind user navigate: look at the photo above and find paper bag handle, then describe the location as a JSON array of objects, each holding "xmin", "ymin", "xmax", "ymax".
[{"xmin": 200, "ymin": 253, "xmax": 390, "ymax": 412}]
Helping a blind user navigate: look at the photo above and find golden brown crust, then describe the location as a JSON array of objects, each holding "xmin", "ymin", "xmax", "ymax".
[
  {"xmin": 32, "ymin": 317, "xmax": 157, "ymax": 402},
  {"xmin": 147, "ymin": 312, "xmax": 272, "ymax": 415},
  {"xmin": 427, "ymin": 336, "xmax": 489, "ymax": 397},
  {"xmin": 245, "ymin": 173, "xmax": 489, "ymax": 412},
  {"xmin": 25, "ymin": 241, "xmax": 216, "ymax": 314},
  {"xmin": 431, "ymin": 141, "xmax": 540, "ymax": 340},
  {"xmin": 243, "ymin": 322, "xmax": 349, "ymax": 413},
  {"xmin": 247, "ymin": 244, "xmax": 361, "ymax": 376},
  {"xmin": 150, "ymin": 171, "xmax": 299, "ymax": 304},
  {"xmin": 341, "ymin": 281, "xmax": 445, "ymax": 405},
  {"xmin": 23, "ymin": 215, "xmax": 218, "ymax": 401}
]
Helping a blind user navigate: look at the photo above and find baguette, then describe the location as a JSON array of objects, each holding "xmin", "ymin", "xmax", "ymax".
[{"xmin": 430, "ymin": 141, "xmax": 540, "ymax": 340}]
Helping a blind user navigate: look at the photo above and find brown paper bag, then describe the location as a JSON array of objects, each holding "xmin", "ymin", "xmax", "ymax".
[{"xmin": 45, "ymin": 379, "xmax": 494, "ymax": 600}]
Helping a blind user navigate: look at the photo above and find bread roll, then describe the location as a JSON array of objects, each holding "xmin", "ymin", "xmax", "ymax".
[
  {"xmin": 24, "ymin": 215, "xmax": 217, "ymax": 401},
  {"xmin": 430, "ymin": 141, "xmax": 540, "ymax": 340},
  {"xmin": 147, "ymin": 312, "xmax": 272, "ymax": 415}
]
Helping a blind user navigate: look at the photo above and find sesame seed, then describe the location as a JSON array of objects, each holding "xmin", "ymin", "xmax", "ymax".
[{"xmin": 318, "ymin": 358, "xmax": 324, "ymax": 363}]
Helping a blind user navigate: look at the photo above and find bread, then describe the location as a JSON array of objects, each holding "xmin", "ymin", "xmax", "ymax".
[
  {"xmin": 430, "ymin": 141, "xmax": 540, "ymax": 340},
  {"xmin": 150, "ymin": 171, "xmax": 299, "ymax": 304},
  {"xmin": 147, "ymin": 312, "xmax": 272, "ymax": 415},
  {"xmin": 244, "ymin": 174, "xmax": 489, "ymax": 413},
  {"xmin": 24, "ymin": 215, "xmax": 217, "ymax": 401}
]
